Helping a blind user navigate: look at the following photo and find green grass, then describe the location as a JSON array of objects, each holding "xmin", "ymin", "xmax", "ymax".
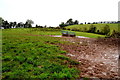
[
  {"xmin": 2, "ymin": 28, "xmax": 80, "ymax": 79},
  {"xmin": 2, "ymin": 28, "xmax": 61, "ymax": 35},
  {"xmin": 75, "ymin": 31, "xmax": 105, "ymax": 38},
  {"xmin": 3, "ymin": 28, "xmax": 105, "ymax": 38},
  {"xmin": 65, "ymin": 23, "xmax": 119, "ymax": 34}
]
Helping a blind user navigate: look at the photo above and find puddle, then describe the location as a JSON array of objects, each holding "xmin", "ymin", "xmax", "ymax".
[
  {"xmin": 67, "ymin": 53, "xmax": 75, "ymax": 57},
  {"xmin": 52, "ymin": 35, "xmax": 62, "ymax": 37},
  {"xmin": 51, "ymin": 35, "xmax": 88, "ymax": 38},
  {"xmin": 76, "ymin": 36, "xmax": 88, "ymax": 38}
]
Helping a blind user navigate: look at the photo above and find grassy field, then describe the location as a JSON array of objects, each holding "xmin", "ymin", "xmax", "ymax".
[
  {"xmin": 65, "ymin": 23, "xmax": 119, "ymax": 34},
  {"xmin": 2, "ymin": 28, "xmax": 80, "ymax": 79},
  {"xmin": 3, "ymin": 28, "xmax": 105, "ymax": 38},
  {"xmin": 2, "ymin": 28, "xmax": 108, "ymax": 79},
  {"xmin": 2, "ymin": 28, "xmax": 61, "ymax": 35}
]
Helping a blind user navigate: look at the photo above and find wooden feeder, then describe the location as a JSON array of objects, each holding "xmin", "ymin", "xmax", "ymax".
[{"xmin": 61, "ymin": 31, "xmax": 76, "ymax": 37}]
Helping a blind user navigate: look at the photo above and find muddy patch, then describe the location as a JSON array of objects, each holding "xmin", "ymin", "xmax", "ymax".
[
  {"xmin": 51, "ymin": 35, "xmax": 89, "ymax": 38},
  {"xmin": 57, "ymin": 38, "xmax": 119, "ymax": 78}
]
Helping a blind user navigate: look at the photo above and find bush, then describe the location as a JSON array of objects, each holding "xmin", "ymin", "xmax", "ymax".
[
  {"xmin": 71, "ymin": 28, "xmax": 78, "ymax": 31},
  {"xmin": 83, "ymin": 27, "xmax": 87, "ymax": 32},
  {"xmin": 96, "ymin": 30, "xmax": 100, "ymax": 34},
  {"xmin": 102, "ymin": 25, "xmax": 110, "ymax": 35},
  {"xmin": 87, "ymin": 25, "xmax": 96, "ymax": 33},
  {"xmin": 106, "ymin": 30, "xmax": 120, "ymax": 38}
]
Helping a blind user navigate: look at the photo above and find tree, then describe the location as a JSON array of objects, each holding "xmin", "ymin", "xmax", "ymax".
[
  {"xmin": 35, "ymin": 24, "xmax": 38, "ymax": 28},
  {"xmin": 3, "ymin": 21, "xmax": 9, "ymax": 29},
  {"xmin": 24, "ymin": 22, "xmax": 28, "ymax": 28},
  {"xmin": 87, "ymin": 22, "xmax": 91, "ymax": 24},
  {"xmin": 0, "ymin": 17, "xmax": 4, "ymax": 28},
  {"xmin": 9, "ymin": 22, "xmax": 14, "ymax": 28},
  {"xmin": 16, "ymin": 22, "xmax": 24, "ymax": 28},
  {"xmin": 74, "ymin": 20, "xmax": 79, "ymax": 25},
  {"xmin": 80, "ymin": 23, "xmax": 83, "ymax": 25},
  {"xmin": 66, "ymin": 18, "xmax": 74, "ymax": 25},
  {"xmin": 25, "ymin": 19, "xmax": 34, "ymax": 28},
  {"xmin": 59, "ymin": 22, "xmax": 66, "ymax": 28},
  {"xmin": 19, "ymin": 22, "xmax": 24, "ymax": 28},
  {"xmin": 44, "ymin": 25, "xmax": 47, "ymax": 28},
  {"xmin": 13, "ymin": 22, "xmax": 17, "ymax": 28}
]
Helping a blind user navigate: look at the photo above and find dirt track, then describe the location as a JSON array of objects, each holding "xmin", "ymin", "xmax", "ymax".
[{"xmin": 57, "ymin": 37, "xmax": 120, "ymax": 78}]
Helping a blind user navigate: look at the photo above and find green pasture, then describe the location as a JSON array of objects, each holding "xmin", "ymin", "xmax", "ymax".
[
  {"xmin": 2, "ymin": 28, "xmax": 105, "ymax": 38},
  {"xmin": 2, "ymin": 28, "xmax": 61, "ymax": 35},
  {"xmin": 2, "ymin": 28, "xmax": 80, "ymax": 79},
  {"xmin": 65, "ymin": 23, "xmax": 119, "ymax": 34},
  {"xmin": 2, "ymin": 27, "xmax": 111, "ymax": 79}
]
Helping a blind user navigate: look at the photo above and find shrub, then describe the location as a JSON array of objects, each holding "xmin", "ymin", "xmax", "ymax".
[
  {"xmin": 106, "ymin": 30, "xmax": 120, "ymax": 38},
  {"xmin": 71, "ymin": 28, "xmax": 78, "ymax": 31},
  {"xmin": 83, "ymin": 27, "xmax": 87, "ymax": 32},
  {"xmin": 96, "ymin": 30, "xmax": 100, "ymax": 34},
  {"xmin": 88, "ymin": 25, "xmax": 96, "ymax": 33},
  {"xmin": 102, "ymin": 25, "xmax": 110, "ymax": 35}
]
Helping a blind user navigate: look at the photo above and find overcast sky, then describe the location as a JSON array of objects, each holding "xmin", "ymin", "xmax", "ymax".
[{"xmin": 0, "ymin": 0, "xmax": 119, "ymax": 27}]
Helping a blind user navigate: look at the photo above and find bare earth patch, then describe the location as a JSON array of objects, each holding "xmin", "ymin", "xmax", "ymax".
[{"xmin": 57, "ymin": 37, "xmax": 120, "ymax": 78}]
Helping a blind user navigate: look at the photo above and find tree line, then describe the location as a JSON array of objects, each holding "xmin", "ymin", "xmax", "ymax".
[
  {"xmin": 0, "ymin": 17, "xmax": 34, "ymax": 29},
  {"xmin": 0, "ymin": 17, "xmax": 58, "ymax": 29},
  {"xmin": 59, "ymin": 18, "xmax": 79, "ymax": 28},
  {"xmin": 0, "ymin": 17, "xmax": 119, "ymax": 29},
  {"xmin": 59, "ymin": 18, "xmax": 119, "ymax": 29}
]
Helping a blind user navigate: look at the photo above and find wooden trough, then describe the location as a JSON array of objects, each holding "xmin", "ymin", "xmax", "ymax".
[{"xmin": 61, "ymin": 31, "xmax": 76, "ymax": 37}]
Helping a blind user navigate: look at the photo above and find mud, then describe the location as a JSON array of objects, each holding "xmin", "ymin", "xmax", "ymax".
[{"xmin": 57, "ymin": 38, "xmax": 120, "ymax": 78}]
